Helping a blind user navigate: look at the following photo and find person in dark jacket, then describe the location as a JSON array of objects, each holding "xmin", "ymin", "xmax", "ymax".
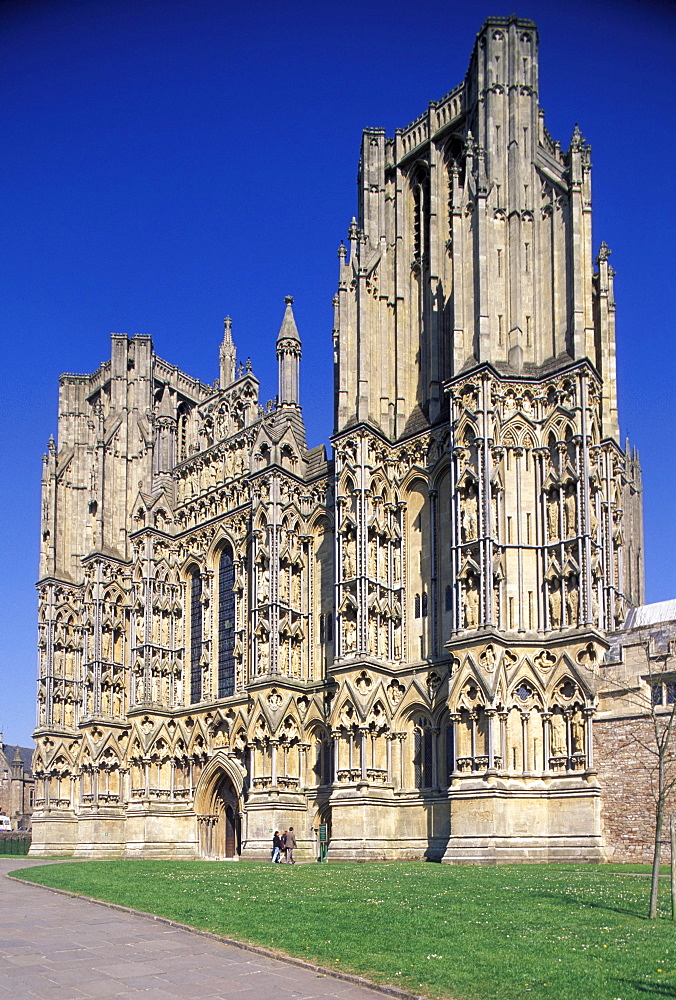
[
  {"xmin": 271, "ymin": 830, "xmax": 282, "ymax": 863},
  {"xmin": 285, "ymin": 826, "xmax": 297, "ymax": 864}
]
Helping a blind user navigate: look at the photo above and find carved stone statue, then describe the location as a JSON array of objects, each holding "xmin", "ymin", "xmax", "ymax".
[
  {"xmin": 291, "ymin": 642, "xmax": 301, "ymax": 678},
  {"xmin": 547, "ymin": 492, "xmax": 559, "ymax": 540},
  {"xmin": 566, "ymin": 581, "xmax": 579, "ymax": 627},
  {"xmin": 292, "ymin": 570, "xmax": 301, "ymax": 607},
  {"xmin": 258, "ymin": 641, "xmax": 269, "ymax": 674},
  {"xmin": 571, "ymin": 712, "xmax": 585, "ymax": 755},
  {"xmin": 564, "ymin": 488, "xmax": 577, "ymax": 537},
  {"xmin": 343, "ymin": 536, "xmax": 356, "ymax": 578},
  {"xmin": 368, "ymin": 615, "xmax": 378, "ymax": 655},
  {"xmin": 393, "ymin": 545, "xmax": 401, "ymax": 583},
  {"xmin": 550, "ymin": 713, "xmax": 567, "ymax": 756},
  {"xmin": 259, "ymin": 567, "xmax": 270, "ymax": 603},
  {"xmin": 464, "ymin": 575, "xmax": 480, "ymax": 627},
  {"xmin": 461, "ymin": 485, "xmax": 478, "ymax": 541},
  {"xmin": 379, "ymin": 618, "xmax": 388, "ymax": 658},
  {"xmin": 344, "ymin": 617, "xmax": 357, "ymax": 652},
  {"xmin": 368, "ymin": 537, "xmax": 377, "ymax": 577},
  {"xmin": 548, "ymin": 578, "xmax": 562, "ymax": 628}
]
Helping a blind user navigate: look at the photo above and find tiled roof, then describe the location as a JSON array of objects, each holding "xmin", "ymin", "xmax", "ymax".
[
  {"xmin": 624, "ymin": 600, "xmax": 676, "ymax": 629},
  {"xmin": 1, "ymin": 744, "xmax": 33, "ymax": 776}
]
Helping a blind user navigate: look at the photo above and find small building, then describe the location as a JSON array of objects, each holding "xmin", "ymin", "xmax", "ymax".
[{"xmin": 0, "ymin": 736, "xmax": 34, "ymax": 830}]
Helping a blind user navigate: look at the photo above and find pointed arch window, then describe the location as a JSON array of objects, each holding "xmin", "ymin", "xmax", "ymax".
[
  {"xmin": 414, "ymin": 717, "xmax": 433, "ymax": 789},
  {"xmin": 218, "ymin": 545, "xmax": 236, "ymax": 698},
  {"xmin": 190, "ymin": 568, "xmax": 202, "ymax": 704}
]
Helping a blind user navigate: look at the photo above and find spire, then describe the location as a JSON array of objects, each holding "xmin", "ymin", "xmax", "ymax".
[
  {"xmin": 219, "ymin": 315, "xmax": 237, "ymax": 387},
  {"xmin": 276, "ymin": 295, "xmax": 300, "ymax": 346},
  {"xmin": 276, "ymin": 296, "xmax": 301, "ymax": 405}
]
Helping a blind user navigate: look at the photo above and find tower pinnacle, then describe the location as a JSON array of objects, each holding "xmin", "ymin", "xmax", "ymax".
[
  {"xmin": 219, "ymin": 315, "xmax": 237, "ymax": 387},
  {"xmin": 276, "ymin": 296, "xmax": 301, "ymax": 404}
]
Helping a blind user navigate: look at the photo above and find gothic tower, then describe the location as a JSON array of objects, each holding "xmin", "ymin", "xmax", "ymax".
[{"xmin": 32, "ymin": 17, "xmax": 645, "ymax": 865}]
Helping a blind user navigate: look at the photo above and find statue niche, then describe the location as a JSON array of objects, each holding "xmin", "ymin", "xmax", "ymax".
[
  {"xmin": 460, "ymin": 483, "xmax": 478, "ymax": 542},
  {"xmin": 463, "ymin": 573, "xmax": 480, "ymax": 628}
]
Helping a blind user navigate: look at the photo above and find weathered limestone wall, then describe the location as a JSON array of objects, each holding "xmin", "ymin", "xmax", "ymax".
[{"xmin": 595, "ymin": 715, "xmax": 675, "ymax": 863}]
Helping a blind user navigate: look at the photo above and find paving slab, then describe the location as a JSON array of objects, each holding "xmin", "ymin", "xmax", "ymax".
[{"xmin": 0, "ymin": 859, "xmax": 421, "ymax": 1000}]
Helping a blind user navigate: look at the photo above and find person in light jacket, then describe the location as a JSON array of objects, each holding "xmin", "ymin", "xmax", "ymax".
[{"xmin": 285, "ymin": 826, "xmax": 297, "ymax": 864}]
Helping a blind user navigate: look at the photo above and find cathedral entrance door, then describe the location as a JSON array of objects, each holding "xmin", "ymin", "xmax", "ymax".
[{"xmin": 198, "ymin": 771, "xmax": 241, "ymax": 859}]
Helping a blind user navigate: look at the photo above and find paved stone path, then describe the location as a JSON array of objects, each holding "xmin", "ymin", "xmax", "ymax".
[{"xmin": 0, "ymin": 858, "xmax": 398, "ymax": 1000}]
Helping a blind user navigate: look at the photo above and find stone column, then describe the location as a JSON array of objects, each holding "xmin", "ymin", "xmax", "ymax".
[
  {"xmin": 520, "ymin": 714, "xmax": 529, "ymax": 774},
  {"xmin": 486, "ymin": 711, "xmax": 495, "ymax": 771},
  {"xmin": 469, "ymin": 712, "xmax": 477, "ymax": 770},
  {"xmin": 270, "ymin": 740, "xmax": 278, "ymax": 786},
  {"xmin": 583, "ymin": 708, "xmax": 595, "ymax": 769},
  {"xmin": 332, "ymin": 731, "xmax": 340, "ymax": 783},
  {"xmin": 498, "ymin": 712, "xmax": 508, "ymax": 771},
  {"xmin": 565, "ymin": 711, "xmax": 572, "ymax": 770},
  {"xmin": 541, "ymin": 713, "xmax": 552, "ymax": 772}
]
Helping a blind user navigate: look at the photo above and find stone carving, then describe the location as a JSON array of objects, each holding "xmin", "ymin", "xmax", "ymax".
[
  {"xmin": 343, "ymin": 616, "xmax": 357, "ymax": 653},
  {"xmin": 548, "ymin": 578, "xmax": 562, "ymax": 628},
  {"xmin": 387, "ymin": 679, "xmax": 405, "ymax": 706},
  {"xmin": 461, "ymin": 484, "xmax": 478, "ymax": 541},
  {"xmin": 566, "ymin": 580, "xmax": 579, "ymax": 627},
  {"xmin": 464, "ymin": 575, "xmax": 480, "ymax": 628},
  {"xmin": 564, "ymin": 487, "xmax": 577, "ymax": 537},
  {"xmin": 571, "ymin": 712, "xmax": 585, "ymax": 755},
  {"xmin": 343, "ymin": 535, "xmax": 356, "ymax": 578},
  {"xmin": 534, "ymin": 649, "xmax": 556, "ymax": 671},
  {"xmin": 547, "ymin": 491, "xmax": 559, "ymax": 540},
  {"xmin": 479, "ymin": 644, "xmax": 496, "ymax": 671}
]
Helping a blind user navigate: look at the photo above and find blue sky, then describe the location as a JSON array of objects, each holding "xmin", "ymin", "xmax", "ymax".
[{"xmin": 1, "ymin": 0, "xmax": 674, "ymax": 746}]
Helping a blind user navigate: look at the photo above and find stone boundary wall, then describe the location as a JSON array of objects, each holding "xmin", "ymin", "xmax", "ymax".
[{"xmin": 595, "ymin": 715, "xmax": 676, "ymax": 863}]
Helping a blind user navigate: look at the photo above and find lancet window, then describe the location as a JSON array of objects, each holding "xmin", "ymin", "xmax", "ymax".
[
  {"xmin": 190, "ymin": 568, "xmax": 202, "ymax": 704},
  {"xmin": 218, "ymin": 545, "xmax": 235, "ymax": 698},
  {"xmin": 414, "ymin": 717, "xmax": 433, "ymax": 789}
]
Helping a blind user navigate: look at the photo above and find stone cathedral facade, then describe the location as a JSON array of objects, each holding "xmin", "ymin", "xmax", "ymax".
[{"xmin": 31, "ymin": 17, "xmax": 645, "ymax": 862}]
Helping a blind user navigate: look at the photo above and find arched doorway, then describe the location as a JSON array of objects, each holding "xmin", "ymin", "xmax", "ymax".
[
  {"xmin": 197, "ymin": 770, "xmax": 241, "ymax": 859},
  {"xmin": 313, "ymin": 805, "xmax": 332, "ymax": 860}
]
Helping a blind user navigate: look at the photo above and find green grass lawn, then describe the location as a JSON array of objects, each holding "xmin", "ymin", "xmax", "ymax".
[{"xmin": 11, "ymin": 860, "xmax": 676, "ymax": 1000}]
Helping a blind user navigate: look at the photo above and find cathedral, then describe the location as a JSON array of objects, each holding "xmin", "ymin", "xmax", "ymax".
[{"xmin": 31, "ymin": 16, "xmax": 649, "ymax": 863}]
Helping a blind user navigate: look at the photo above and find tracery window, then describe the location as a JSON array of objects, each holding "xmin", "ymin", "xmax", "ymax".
[
  {"xmin": 414, "ymin": 717, "xmax": 433, "ymax": 789},
  {"xmin": 218, "ymin": 545, "xmax": 235, "ymax": 698},
  {"xmin": 190, "ymin": 568, "xmax": 202, "ymax": 704},
  {"xmin": 414, "ymin": 593, "xmax": 421, "ymax": 619},
  {"xmin": 422, "ymin": 591, "xmax": 428, "ymax": 618}
]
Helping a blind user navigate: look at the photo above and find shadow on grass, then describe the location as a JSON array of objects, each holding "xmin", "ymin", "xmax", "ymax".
[
  {"xmin": 531, "ymin": 888, "xmax": 648, "ymax": 919},
  {"xmin": 618, "ymin": 980, "xmax": 676, "ymax": 996}
]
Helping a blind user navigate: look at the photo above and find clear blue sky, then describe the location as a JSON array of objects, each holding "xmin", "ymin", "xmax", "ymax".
[{"xmin": 1, "ymin": 0, "xmax": 674, "ymax": 746}]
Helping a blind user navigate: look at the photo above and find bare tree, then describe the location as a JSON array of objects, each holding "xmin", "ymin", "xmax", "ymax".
[{"xmin": 601, "ymin": 629, "xmax": 676, "ymax": 918}]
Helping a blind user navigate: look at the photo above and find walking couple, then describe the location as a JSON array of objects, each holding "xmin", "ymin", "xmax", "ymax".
[{"xmin": 271, "ymin": 827, "xmax": 296, "ymax": 863}]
